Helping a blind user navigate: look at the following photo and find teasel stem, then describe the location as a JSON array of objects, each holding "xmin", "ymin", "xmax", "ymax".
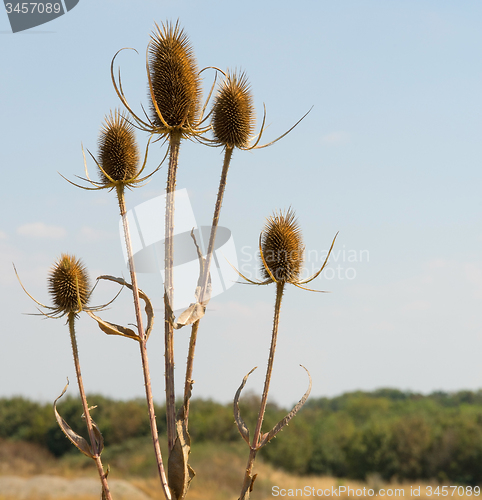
[
  {"xmin": 67, "ymin": 312, "xmax": 112, "ymax": 500},
  {"xmin": 239, "ymin": 280, "xmax": 285, "ymax": 500},
  {"xmin": 164, "ymin": 131, "xmax": 182, "ymax": 452},
  {"xmin": 183, "ymin": 145, "xmax": 234, "ymax": 422},
  {"xmin": 116, "ymin": 185, "xmax": 171, "ymax": 500}
]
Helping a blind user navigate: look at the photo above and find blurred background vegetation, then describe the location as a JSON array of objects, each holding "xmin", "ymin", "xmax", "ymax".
[{"xmin": 2, "ymin": 388, "xmax": 482, "ymax": 484}]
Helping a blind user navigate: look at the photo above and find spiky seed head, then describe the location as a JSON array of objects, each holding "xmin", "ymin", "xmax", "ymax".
[
  {"xmin": 98, "ymin": 111, "xmax": 139, "ymax": 185},
  {"xmin": 48, "ymin": 255, "xmax": 90, "ymax": 314},
  {"xmin": 148, "ymin": 21, "xmax": 201, "ymax": 129},
  {"xmin": 212, "ymin": 72, "xmax": 255, "ymax": 148},
  {"xmin": 261, "ymin": 209, "xmax": 304, "ymax": 283}
]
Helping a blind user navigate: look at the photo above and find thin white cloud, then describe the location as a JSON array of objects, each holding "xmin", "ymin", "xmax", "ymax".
[
  {"xmin": 17, "ymin": 222, "xmax": 67, "ymax": 239},
  {"xmin": 78, "ymin": 225, "xmax": 112, "ymax": 242},
  {"xmin": 321, "ymin": 131, "xmax": 349, "ymax": 145},
  {"xmin": 0, "ymin": 231, "xmax": 8, "ymax": 240}
]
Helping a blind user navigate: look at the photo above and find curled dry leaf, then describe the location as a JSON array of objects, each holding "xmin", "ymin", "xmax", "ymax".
[
  {"xmin": 168, "ymin": 382, "xmax": 195, "ymax": 500},
  {"xmin": 258, "ymin": 365, "xmax": 312, "ymax": 449},
  {"xmin": 172, "ymin": 302, "xmax": 205, "ymax": 330},
  {"xmin": 53, "ymin": 381, "xmax": 104, "ymax": 459},
  {"xmin": 233, "ymin": 367, "xmax": 257, "ymax": 446},
  {"xmin": 92, "ymin": 275, "xmax": 154, "ymax": 340},
  {"xmin": 87, "ymin": 310, "xmax": 140, "ymax": 341},
  {"xmin": 169, "ymin": 230, "xmax": 212, "ymax": 330}
]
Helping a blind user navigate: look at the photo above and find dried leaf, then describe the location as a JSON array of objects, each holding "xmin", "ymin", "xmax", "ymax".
[
  {"xmin": 190, "ymin": 229, "xmax": 205, "ymax": 277},
  {"xmin": 90, "ymin": 419, "xmax": 105, "ymax": 456},
  {"xmin": 258, "ymin": 365, "xmax": 312, "ymax": 449},
  {"xmin": 168, "ymin": 383, "xmax": 195, "ymax": 500},
  {"xmin": 172, "ymin": 302, "xmax": 205, "ymax": 330},
  {"xmin": 190, "ymin": 230, "xmax": 212, "ymax": 307},
  {"xmin": 53, "ymin": 381, "xmax": 94, "ymax": 459},
  {"xmin": 87, "ymin": 310, "xmax": 140, "ymax": 342},
  {"xmin": 94, "ymin": 275, "xmax": 155, "ymax": 340},
  {"xmin": 168, "ymin": 230, "xmax": 212, "ymax": 331},
  {"xmin": 233, "ymin": 367, "xmax": 257, "ymax": 446}
]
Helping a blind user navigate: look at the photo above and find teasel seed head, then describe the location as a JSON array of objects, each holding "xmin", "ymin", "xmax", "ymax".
[
  {"xmin": 97, "ymin": 111, "xmax": 140, "ymax": 185},
  {"xmin": 148, "ymin": 21, "xmax": 202, "ymax": 130},
  {"xmin": 212, "ymin": 71, "xmax": 255, "ymax": 149},
  {"xmin": 261, "ymin": 209, "xmax": 304, "ymax": 283},
  {"xmin": 48, "ymin": 254, "xmax": 90, "ymax": 314}
]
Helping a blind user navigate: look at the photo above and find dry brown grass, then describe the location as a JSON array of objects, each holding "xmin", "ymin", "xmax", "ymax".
[{"xmin": 0, "ymin": 440, "xmax": 476, "ymax": 500}]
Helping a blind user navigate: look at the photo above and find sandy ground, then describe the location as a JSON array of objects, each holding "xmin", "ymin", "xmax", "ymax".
[{"xmin": 0, "ymin": 475, "xmax": 151, "ymax": 500}]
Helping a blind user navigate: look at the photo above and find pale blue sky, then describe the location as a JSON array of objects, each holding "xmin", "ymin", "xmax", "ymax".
[{"xmin": 1, "ymin": 1, "xmax": 481, "ymax": 408}]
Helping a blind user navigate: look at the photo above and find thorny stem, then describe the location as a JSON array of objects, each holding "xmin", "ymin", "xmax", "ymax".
[
  {"xmin": 117, "ymin": 186, "xmax": 171, "ymax": 500},
  {"xmin": 239, "ymin": 280, "xmax": 285, "ymax": 500},
  {"xmin": 68, "ymin": 312, "xmax": 112, "ymax": 500},
  {"xmin": 165, "ymin": 131, "xmax": 182, "ymax": 452},
  {"xmin": 184, "ymin": 145, "xmax": 234, "ymax": 422}
]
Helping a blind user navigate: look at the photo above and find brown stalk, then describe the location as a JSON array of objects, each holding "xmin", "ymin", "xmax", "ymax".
[
  {"xmin": 239, "ymin": 280, "xmax": 285, "ymax": 500},
  {"xmin": 117, "ymin": 185, "xmax": 171, "ymax": 500},
  {"xmin": 164, "ymin": 131, "xmax": 182, "ymax": 452},
  {"xmin": 183, "ymin": 145, "xmax": 234, "ymax": 421},
  {"xmin": 67, "ymin": 312, "xmax": 112, "ymax": 500}
]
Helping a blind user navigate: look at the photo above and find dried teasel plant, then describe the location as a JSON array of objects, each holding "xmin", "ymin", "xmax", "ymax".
[
  {"xmin": 173, "ymin": 71, "xmax": 258, "ymax": 426},
  {"xmin": 18, "ymin": 18, "xmax": 331, "ymax": 500},
  {"xmin": 61, "ymin": 110, "xmax": 158, "ymax": 195},
  {"xmin": 233, "ymin": 210, "xmax": 338, "ymax": 500},
  {"xmin": 112, "ymin": 20, "xmax": 209, "ymax": 141},
  {"xmin": 237, "ymin": 209, "xmax": 338, "ymax": 291},
  {"xmin": 176, "ymin": 71, "xmax": 311, "ymax": 429},
  {"xmin": 145, "ymin": 22, "xmax": 206, "ymax": 452},
  {"xmin": 211, "ymin": 71, "xmax": 256, "ymax": 150},
  {"xmin": 15, "ymin": 255, "xmax": 112, "ymax": 500},
  {"xmin": 62, "ymin": 111, "xmax": 171, "ymax": 499},
  {"xmin": 112, "ymin": 20, "xmax": 207, "ymax": 449}
]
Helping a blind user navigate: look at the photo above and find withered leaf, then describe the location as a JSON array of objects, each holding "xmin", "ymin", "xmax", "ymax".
[
  {"xmin": 53, "ymin": 381, "xmax": 94, "ymax": 459},
  {"xmin": 168, "ymin": 383, "xmax": 195, "ymax": 500},
  {"xmin": 87, "ymin": 310, "xmax": 140, "ymax": 341},
  {"xmin": 169, "ymin": 230, "xmax": 212, "ymax": 330},
  {"xmin": 233, "ymin": 367, "xmax": 257, "ymax": 446},
  {"xmin": 258, "ymin": 365, "xmax": 312, "ymax": 449},
  {"xmin": 92, "ymin": 275, "xmax": 155, "ymax": 340},
  {"xmin": 172, "ymin": 302, "xmax": 205, "ymax": 330}
]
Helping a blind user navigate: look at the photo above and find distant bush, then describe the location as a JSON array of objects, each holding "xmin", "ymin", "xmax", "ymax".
[{"xmin": 3, "ymin": 389, "xmax": 482, "ymax": 483}]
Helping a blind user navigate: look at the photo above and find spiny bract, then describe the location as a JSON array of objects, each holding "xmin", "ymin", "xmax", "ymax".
[
  {"xmin": 148, "ymin": 21, "xmax": 201, "ymax": 129},
  {"xmin": 212, "ymin": 71, "xmax": 255, "ymax": 148},
  {"xmin": 261, "ymin": 209, "xmax": 304, "ymax": 283},
  {"xmin": 98, "ymin": 111, "xmax": 139, "ymax": 185},
  {"xmin": 48, "ymin": 254, "xmax": 90, "ymax": 314}
]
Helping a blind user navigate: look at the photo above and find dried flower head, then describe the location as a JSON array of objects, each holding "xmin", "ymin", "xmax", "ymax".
[
  {"xmin": 234, "ymin": 209, "xmax": 338, "ymax": 291},
  {"xmin": 111, "ymin": 21, "xmax": 216, "ymax": 144},
  {"xmin": 208, "ymin": 69, "xmax": 312, "ymax": 151},
  {"xmin": 98, "ymin": 111, "xmax": 139, "ymax": 185},
  {"xmin": 60, "ymin": 110, "xmax": 157, "ymax": 193},
  {"xmin": 212, "ymin": 71, "xmax": 255, "ymax": 149},
  {"xmin": 15, "ymin": 256, "xmax": 120, "ymax": 320},
  {"xmin": 148, "ymin": 21, "xmax": 202, "ymax": 130},
  {"xmin": 48, "ymin": 254, "xmax": 90, "ymax": 315},
  {"xmin": 261, "ymin": 209, "xmax": 303, "ymax": 283}
]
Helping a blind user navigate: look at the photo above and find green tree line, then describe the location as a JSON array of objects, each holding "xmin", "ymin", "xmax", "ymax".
[{"xmin": 1, "ymin": 389, "xmax": 482, "ymax": 484}]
